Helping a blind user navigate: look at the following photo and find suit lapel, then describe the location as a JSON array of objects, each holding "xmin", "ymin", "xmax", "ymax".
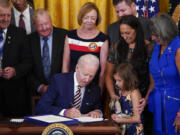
[
  {"xmin": 81, "ymin": 85, "xmax": 91, "ymax": 110},
  {"xmin": 10, "ymin": 9, "xmax": 16, "ymax": 25},
  {"xmin": 50, "ymin": 27, "xmax": 58, "ymax": 75},
  {"xmin": 29, "ymin": 7, "xmax": 35, "ymax": 33},
  {"xmin": 2, "ymin": 27, "xmax": 12, "ymax": 61},
  {"xmin": 3, "ymin": 26, "xmax": 15, "ymax": 53},
  {"xmin": 33, "ymin": 33, "xmax": 45, "ymax": 78},
  {"xmin": 67, "ymin": 72, "xmax": 75, "ymax": 106}
]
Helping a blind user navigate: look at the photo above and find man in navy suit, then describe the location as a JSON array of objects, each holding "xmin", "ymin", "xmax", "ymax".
[
  {"xmin": 35, "ymin": 54, "xmax": 102, "ymax": 118},
  {"xmin": 0, "ymin": 0, "xmax": 32, "ymax": 117}
]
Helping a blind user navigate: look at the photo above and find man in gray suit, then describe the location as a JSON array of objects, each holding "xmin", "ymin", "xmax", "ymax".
[
  {"xmin": 107, "ymin": 0, "xmax": 151, "ymax": 46},
  {"xmin": 10, "ymin": 0, "xmax": 35, "ymax": 34}
]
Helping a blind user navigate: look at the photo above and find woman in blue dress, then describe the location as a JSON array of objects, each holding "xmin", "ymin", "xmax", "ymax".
[{"xmin": 145, "ymin": 13, "xmax": 180, "ymax": 135}]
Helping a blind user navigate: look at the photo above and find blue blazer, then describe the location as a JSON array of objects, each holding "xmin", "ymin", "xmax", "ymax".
[{"xmin": 35, "ymin": 72, "xmax": 102, "ymax": 115}]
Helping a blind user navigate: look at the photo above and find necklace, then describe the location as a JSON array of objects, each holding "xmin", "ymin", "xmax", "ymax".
[{"xmin": 128, "ymin": 48, "xmax": 134, "ymax": 53}]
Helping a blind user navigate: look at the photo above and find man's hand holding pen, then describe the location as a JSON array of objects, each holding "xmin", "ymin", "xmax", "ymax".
[{"xmin": 65, "ymin": 107, "xmax": 81, "ymax": 118}]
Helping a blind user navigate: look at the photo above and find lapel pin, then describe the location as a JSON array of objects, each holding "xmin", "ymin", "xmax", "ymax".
[
  {"xmin": 168, "ymin": 47, "xmax": 171, "ymax": 52},
  {"xmin": 7, "ymin": 36, "xmax": 11, "ymax": 44}
]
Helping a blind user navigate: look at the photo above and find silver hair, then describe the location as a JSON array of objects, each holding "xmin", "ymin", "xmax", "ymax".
[
  {"xmin": 150, "ymin": 13, "xmax": 178, "ymax": 45},
  {"xmin": 0, "ymin": 0, "xmax": 10, "ymax": 8},
  {"xmin": 32, "ymin": 8, "xmax": 51, "ymax": 21},
  {"xmin": 77, "ymin": 54, "xmax": 99, "ymax": 69}
]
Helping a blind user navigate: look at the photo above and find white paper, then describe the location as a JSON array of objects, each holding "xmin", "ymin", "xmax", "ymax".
[
  {"xmin": 10, "ymin": 118, "xmax": 24, "ymax": 123},
  {"xmin": 29, "ymin": 115, "xmax": 73, "ymax": 123},
  {"xmin": 75, "ymin": 116, "xmax": 103, "ymax": 123}
]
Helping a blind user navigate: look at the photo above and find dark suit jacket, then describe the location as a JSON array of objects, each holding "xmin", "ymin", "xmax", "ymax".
[
  {"xmin": 107, "ymin": 16, "xmax": 151, "ymax": 46},
  {"xmin": 35, "ymin": 72, "xmax": 102, "ymax": 115},
  {"xmin": 28, "ymin": 27, "xmax": 67, "ymax": 95},
  {"xmin": 0, "ymin": 25, "xmax": 32, "ymax": 116},
  {"xmin": 11, "ymin": 6, "xmax": 35, "ymax": 34}
]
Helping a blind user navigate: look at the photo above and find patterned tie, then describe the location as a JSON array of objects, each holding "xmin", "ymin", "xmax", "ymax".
[
  {"xmin": 42, "ymin": 37, "xmax": 51, "ymax": 81},
  {"xmin": 0, "ymin": 29, "xmax": 3, "ymax": 42},
  {"xmin": 0, "ymin": 29, "xmax": 4, "ymax": 61},
  {"xmin": 73, "ymin": 85, "xmax": 82, "ymax": 110},
  {"xmin": 19, "ymin": 14, "xmax": 25, "ymax": 29}
]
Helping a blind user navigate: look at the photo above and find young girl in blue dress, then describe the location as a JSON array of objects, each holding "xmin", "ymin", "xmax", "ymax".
[{"xmin": 111, "ymin": 63, "xmax": 144, "ymax": 135}]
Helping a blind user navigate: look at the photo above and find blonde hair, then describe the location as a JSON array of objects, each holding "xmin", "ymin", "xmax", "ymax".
[{"xmin": 77, "ymin": 2, "xmax": 101, "ymax": 26}]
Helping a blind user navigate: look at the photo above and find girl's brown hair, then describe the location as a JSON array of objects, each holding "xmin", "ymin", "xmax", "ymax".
[{"xmin": 114, "ymin": 62, "xmax": 139, "ymax": 91}]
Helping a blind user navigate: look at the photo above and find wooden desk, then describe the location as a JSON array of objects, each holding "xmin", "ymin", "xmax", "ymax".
[{"xmin": 0, "ymin": 119, "xmax": 121, "ymax": 135}]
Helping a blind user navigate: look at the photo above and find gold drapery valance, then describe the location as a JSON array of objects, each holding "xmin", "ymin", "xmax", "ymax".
[{"xmin": 34, "ymin": 0, "xmax": 169, "ymax": 33}]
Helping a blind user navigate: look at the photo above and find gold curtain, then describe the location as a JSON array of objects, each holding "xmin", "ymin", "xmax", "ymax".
[
  {"xmin": 34, "ymin": 0, "xmax": 118, "ymax": 33},
  {"xmin": 159, "ymin": 0, "xmax": 169, "ymax": 13},
  {"xmin": 34, "ymin": 0, "xmax": 169, "ymax": 33}
]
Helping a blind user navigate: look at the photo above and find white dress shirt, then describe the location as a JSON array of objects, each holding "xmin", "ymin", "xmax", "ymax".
[
  {"xmin": 13, "ymin": 5, "xmax": 31, "ymax": 34},
  {"xmin": 59, "ymin": 72, "xmax": 85, "ymax": 116}
]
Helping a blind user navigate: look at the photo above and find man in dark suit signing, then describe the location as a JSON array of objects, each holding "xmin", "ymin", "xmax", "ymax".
[
  {"xmin": 35, "ymin": 54, "xmax": 102, "ymax": 118},
  {"xmin": 0, "ymin": 0, "xmax": 32, "ymax": 117},
  {"xmin": 28, "ymin": 9, "xmax": 67, "ymax": 96}
]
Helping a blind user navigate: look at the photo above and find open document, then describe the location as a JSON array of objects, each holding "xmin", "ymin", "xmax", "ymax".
[
  {"xmin": 24, "ymin": 114, "xmax": 105, "ymax": 126},
  {"xmin": 75, "ymin": 116, "xmax": 104, "ymax": 123}
]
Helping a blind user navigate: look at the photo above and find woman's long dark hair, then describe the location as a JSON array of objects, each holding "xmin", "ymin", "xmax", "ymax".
[
  {"xmin": 117, "ymin": 15, "xmax": 149, "ymax": 96},
  {"xmin": 117, "ymin": 15, "xmax": 147, "ymax": 63}
]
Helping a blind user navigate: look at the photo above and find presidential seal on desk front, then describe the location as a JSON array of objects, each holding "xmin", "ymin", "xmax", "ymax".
[{"xmin": 42, "ymin": 123, "xmax": 73, "ymax": 135}]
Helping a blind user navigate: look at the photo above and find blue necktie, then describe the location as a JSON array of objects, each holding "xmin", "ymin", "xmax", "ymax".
[
  {"xmin": 73, "ymin": 85, "xmax": 82, "ymax": 110},
  {"xmin": 0, "ymin": 29, "xmax": 3, "ymax": 42},
  {"xmin": 0, "ymin": 29, "xmax": 4, "ymax": 59},
  {"xmin": 42, "ymin": 37, "xmax": 50, "ymax": 81}
]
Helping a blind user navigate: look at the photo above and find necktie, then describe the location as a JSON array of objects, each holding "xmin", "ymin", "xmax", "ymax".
[
  {"xmin": 0, "ymin": 29, "xmax": 4, "ymax": 60},
  {"xmin": 19, "ymin": 14, "xmax": 25, "ymax": 29},
  {"xmin": 0, "ymin": 29, "xmax": 3, "ymax": 42},
  {"xmin": 42, "ymin": 37, "xmax": 50, "ymax": 81},
  {"xmin": 73, "ymin": 85, "xmax": 82, "ymax": 110}
]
